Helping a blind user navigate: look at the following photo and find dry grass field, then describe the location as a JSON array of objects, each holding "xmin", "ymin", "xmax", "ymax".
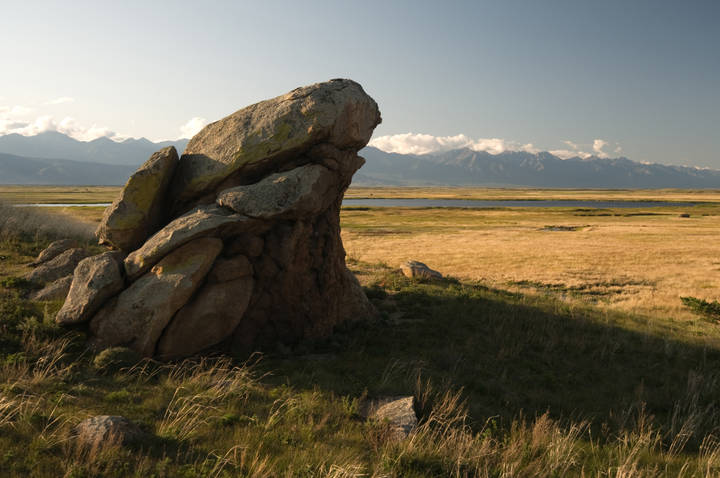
[
  {"xmin": 3, "ymin": 186, "xmax": 718, "ymax": 324},
  {"xmin": 342, "ymin": 200, "xmax": 720, "ymax": 323},
  {"xmin": 0, "ymin": 185, "xmax": 120, "ymax": 204},
  {"xmin": 2, "ymin": 186, "xmax": 720, "ymax": 476}
]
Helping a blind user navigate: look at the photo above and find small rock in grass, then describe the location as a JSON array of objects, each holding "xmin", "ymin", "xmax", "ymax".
[
  {"xmin": 29, "ymin": 275, "xmax": 73, "ymax": 301},
  {"xmin": 30, "ymin": 239, "xmax": 78, "ymax": 266},
  {"xmin": 74, "ymin": 415, "xmax": 144, "ymax": 447},
  {"xmin": 25, "ymin": 248, "xmax": 89, "ymax": 284},
  {"xmin": 360, "ymin": 395, "xmax": 418, "ymax": 440},
  {"xmin": 400, "ymin": 260, "xmax": 442, "ymax": 280},
  {"xmin": 361, "ymin": 396, "xmax": 418, "ymax": 439}
]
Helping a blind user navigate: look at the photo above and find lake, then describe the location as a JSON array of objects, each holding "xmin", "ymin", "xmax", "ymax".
[
  {"xmin": 341, "ymin": 198, "xmax": 693, "ymax": 208},
  {"xmin": 15, "ymin": 199, "xmax": 694, "ymax": 209}
]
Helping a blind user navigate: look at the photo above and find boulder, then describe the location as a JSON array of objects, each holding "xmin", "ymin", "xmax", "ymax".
[
  {"xmin": 29, "ymin": 275, "xmax": 73, "ymax": 301},
  {"xmin": 123, "ymin": 204, "xmax": 254, "ymax": 280},
  {"xmin": 25, "ymin": 248, "xmax": 89, "ymax": 284},
  {"xmin": 216, "ymin": 163, "xmax": 336, "ymax": 219},
  {"xmin": 55, "ymin": 251, "xmax": 125, "ymax": 325},
  {"xmin": 171, "ymin": 79, "xmax": 380, "ymax": 205},
  {"xmin": 400, "ymin": 260, "xmax": 442, "ymax": 280},
  {"xmin": 96, "ymin": 146, "xmax": 178, "ymax": 251},
  {"xmin": 157, "ymin": 256, "xmax": 254, "ymax": 359},
  {"xmin": 74, "ymin": 415, "xmax": 144, "ymax": 447},
  {"xmin": 90, "ymin": 238, "xmax": 223, "ymax": 356},
  {"xmin": 30, "ymin": 239, "xmax": 78, "ymax": 266},
  {"xmin": 69, "ymin": 79, "xmax": 380, "ymax": 359}
]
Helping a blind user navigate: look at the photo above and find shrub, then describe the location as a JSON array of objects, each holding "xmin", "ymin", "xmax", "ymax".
[
  {"xmin": 681, "ymin": 296, "xmax": 720, "ymax": 321},
  {"xmin": 93, "ymin": 347, "xmax": 141, "ymax": 373}
]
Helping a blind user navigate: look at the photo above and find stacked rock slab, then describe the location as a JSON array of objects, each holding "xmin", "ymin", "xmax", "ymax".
[{"xmin": 58, "ymin": 79, "xmax": 380, "ymax": 359}]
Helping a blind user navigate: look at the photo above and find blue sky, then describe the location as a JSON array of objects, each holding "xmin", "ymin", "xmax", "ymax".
[{"xmin": 1, "ymin": 0, "xmax": 718, "ymax": 167}]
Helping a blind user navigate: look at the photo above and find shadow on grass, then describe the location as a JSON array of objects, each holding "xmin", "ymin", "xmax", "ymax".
[{"xmin": 263, "ymin": 270, "xmax": 720, "ymax": 446}]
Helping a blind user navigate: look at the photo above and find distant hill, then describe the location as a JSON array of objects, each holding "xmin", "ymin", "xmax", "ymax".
[
  {"xmin": 357, "ymin": 147, "xmax": 720, "ymax": 188},
  {"xmin": 0, "ymin": 152, "xmax": 136, "ymax": 185},
  {"xmin": 2, "ymin": 132, "xmax": 719, "ymax": 188},
  {"xmin": 0, "ymin": 131, "xmax": 188, "ymax": 167}
]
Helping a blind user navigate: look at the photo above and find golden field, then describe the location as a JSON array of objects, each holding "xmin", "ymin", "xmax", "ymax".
[
  {"xmin": 3, "ymin": 186, "xmax": 719, "ymax": 322},
  {"xmin": 341, "ymin": 199, "xmax": 720, "ymax": 323}
]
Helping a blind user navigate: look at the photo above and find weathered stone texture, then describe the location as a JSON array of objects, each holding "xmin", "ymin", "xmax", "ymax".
[
  {"xmin": 171, "ymin": 78, "xmax": 380, "ymax": 206},
  {"xmin": 26, "ymin": 248, "xmax": 89, "ymax": 284},
  {"xmin": 56, "ymin": 251, "xmax": 125, "ymax": 325},
  {"xmin": 90, "ymin": 238, "xmax": 222, "ymax": 356},
  {"xmin": 31, "ymin": 239, "xmax": 78, "ymax": 266},
  {"xmin": 96, "ymin": 146, "xmax": 178, "ymax": 251}
]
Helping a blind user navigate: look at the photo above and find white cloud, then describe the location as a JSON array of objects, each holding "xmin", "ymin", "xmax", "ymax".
[
  {"xmin": 549, "ymin": 149, "xmax": 592, "ymax": 160},
  {"xmin": 56, "ymin": 117, "xmax": 116, "ymax": 141},
  {"xmin": 368, "ymin": 133, "xmax": 509, "ymax": 155},
  {"xmin": 179, "ymin": 117, "xmax": 208, "ymax": 139},
  {"xmin": 368, "ymin": 133, "xmax": 618, "ymax": 160},
  {"xmin": 520, "ymin": 143, "xmax": 539, "ymax": 154},
  {"xmin": 0, "ymin": 111, "xmax": 117, "ymax": 142},
  {"xmin": 0, "ymin": 98, "xmax": 120, "ymax": 142},
  {"xmin": 593, "ymin": 139, "xmax": 609, "ymax": 158},
  {"xmin": 45, "ymin": 96, "xmax": 75, "ymax": 105},
  {"xmin": 0, "ymin": 105, "xmax": 34, "ymax": 117},
  {"xmin": 563, "ymin": 140, "xmax": 579, "ymax": 150}
]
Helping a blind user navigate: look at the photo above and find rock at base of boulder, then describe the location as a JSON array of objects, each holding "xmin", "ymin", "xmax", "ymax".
[
  {"xmin": 29, "ymin": 275, "xmax": 73, "ymax": 301},
  {"xmin": 96, "ymin": 146, "xmax": 178, "ymax": 252},
  {"xmin": 156, "ymin": 273, "xmax": 254, "ymax": 359},
  {"xmin": 400, "ymin": 260, "xmax": 442, "ymax": 280},
  {"xmin": 90, "ymin": 237, "xmax": 223, "ymax": 356},
  {"xmin": 56, "ymin": 251, "xmax": 126, "ymax": 325},
  {"xmin": 30, "ymin": 239, "xmax": 79, "ymax": 266},
  {"xmin": 25, "ymin": 248, "xmax": 89, "ymax": 284},
  {"xmin": 74, "ymin": 415, "xmax": 144, "ymax": 447},
  {"xmin": 232, "ymin": 201, "xmax": 376, "ymax": 349}
]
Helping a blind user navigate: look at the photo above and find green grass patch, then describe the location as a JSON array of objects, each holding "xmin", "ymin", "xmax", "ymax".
[{"xmin": 681, "ymin": 296, "xmax": 720, "ymax": 322}]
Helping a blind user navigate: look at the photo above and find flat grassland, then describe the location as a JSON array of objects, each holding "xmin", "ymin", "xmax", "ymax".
[
  {"xmin": 4, "ymin": 185, "xmax": 718, "ymax": 322},
  {"xmin": 2, "ymin": 186, "xmax": 720, "ymax": 476},
  {"xmin": 341, "ymin": 196, "xmax": 720, "ymax": 323}
]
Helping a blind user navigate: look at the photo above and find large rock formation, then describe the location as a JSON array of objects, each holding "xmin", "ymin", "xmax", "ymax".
[{"xmin": 57, "ymin": 79, "xmax": 380, "ymax": 359}]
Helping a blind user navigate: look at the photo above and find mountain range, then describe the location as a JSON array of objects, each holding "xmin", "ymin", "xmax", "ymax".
[
  {"xmin": 1, "ymin": 132, "xmax": 719, "ymax": 188},
  {"xmin": 0, "ymin": 131, "xmax": 188, "ymax": 167},
  {"xmin": 355, "ymin": 147, "xmax": 720, "ymax": 189}
]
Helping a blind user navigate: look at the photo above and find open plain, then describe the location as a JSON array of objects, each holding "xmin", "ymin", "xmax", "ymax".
[{"xmin": 1, "ymin": 186, "xmax": 720, "ymax": 476}]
